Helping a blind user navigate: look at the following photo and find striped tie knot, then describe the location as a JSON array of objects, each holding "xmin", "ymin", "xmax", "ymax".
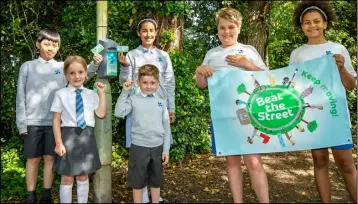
[
  {"xmin": 75, "ymin": 89, "xmax": 86, "ymax": 129},
  {"xmin": 147, "ymin": 94, "xmax": 154, "ymax": 97},
  {"xmin": 75, "ymin": 89, "xmax": 82, "ymax": 94}
]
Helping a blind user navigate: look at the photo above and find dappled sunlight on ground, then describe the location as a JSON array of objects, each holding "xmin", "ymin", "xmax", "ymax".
[{"xmin": 110, "ymin": 136, "xmax": 356, "ymax": 203}]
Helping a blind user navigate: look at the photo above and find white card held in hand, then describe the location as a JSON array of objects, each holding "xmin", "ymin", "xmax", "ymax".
[
  {"xmin": 91, "ymin": 44, "xmax": 105, "ymax": 54},
  {"xmin": 117, "ymin": 46, "xmax": 129, "ymax": 52}
]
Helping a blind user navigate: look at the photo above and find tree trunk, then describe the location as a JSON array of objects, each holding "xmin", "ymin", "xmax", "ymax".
[
  {"xmin": 155, "ymin": 14, "xmax": 184, "ymax": 52},
  {"xmin": 240, "ymin": 1, "xmax": 272, "ymax": 65},
  {"xmin": 222, "ymin": 1, "xmax": 271, "ymax": 65}
]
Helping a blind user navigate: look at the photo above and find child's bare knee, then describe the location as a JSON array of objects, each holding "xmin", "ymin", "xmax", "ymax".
[
  {"xmin": 313, "ymin": 157, "xmax": 329, "ymax": 169},
  {"xmin": 226, "ymin": 155, "xmax": 241, "ymax": 169},
  {"xmin": 245, "ymin": 158, "xmax": 263, "ymax": 171},
  {"xmin": 61, "ymin": 175, "xmax": 74, "ymax": 185},
  {"xmin": 42, "ymin": 155, "xmax": 55, "ymax": 164},
  {"xmin": 336, "ymin": 160, "xmax": 355, "ymax": 174},
  {"xmin": 76, "ymin": 175, "xmax": 88, "ymax": 181},
  {"xmin": 27, "ymin": 157, "xmax": 41, "ymax": 165}
]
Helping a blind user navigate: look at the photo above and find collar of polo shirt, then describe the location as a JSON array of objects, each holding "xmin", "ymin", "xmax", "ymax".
[{"xmin": 38, "ymin": 57, "xmax": 56, "ymax": 64}]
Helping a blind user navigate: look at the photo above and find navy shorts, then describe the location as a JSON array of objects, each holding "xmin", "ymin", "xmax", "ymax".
[
  {"xmin": 128, "ymin": 144, "xmax": 164, "ymax": 189},
  {"xmin": 331, "ymin": 143, "xmax": 353, "ymax": 150},
  {"xmin": 210, "ymin": 122, "xmax": 216, "ymax": 154},
  {"xmin": 24, "ymin": 126, "xmax": 55, "ymax": 158}
]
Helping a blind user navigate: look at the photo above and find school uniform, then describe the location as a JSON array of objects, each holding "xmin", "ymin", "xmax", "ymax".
[
  {"xmin": 16, "ymin": 57, "xmax": 66, "ymax": 158},
  {"xmin": 202, "ymin": 43, "xmax": 268, "ymax": 154},
  {"xmin": 120, "ymin": 45, "xmax": 175, "ymax": 147},
  {"xmin": 50, "ymin": 84, "xmax": 101, "ymax": 175},
  {"xmin": 114, "ymin": 90, "xmax": 171, "ymax": 189},
  {"xmin": 289, "ymin": 41, "xmax": 357, "ymax": 150}
]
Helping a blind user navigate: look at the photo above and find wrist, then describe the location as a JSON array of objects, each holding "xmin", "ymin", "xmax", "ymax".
[
  {"xmin": 245, "ymin": 63, "xmax": 256, "ymax": 71},
  {"xmin": 338, "ymin": 66, "xmax": 346, "ymax": 73},
  {"xmin": 97, "ymin": 90, "xmax": 105, "ymax": 95},
  {"xmin": 121, "ymin": 63, "xmax": 129, "ymax": 67}
]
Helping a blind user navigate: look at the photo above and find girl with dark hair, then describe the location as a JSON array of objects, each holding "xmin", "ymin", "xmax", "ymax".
[{"xmin": 290, "ymin": 1, "xmax": 357, "ymax": 202}]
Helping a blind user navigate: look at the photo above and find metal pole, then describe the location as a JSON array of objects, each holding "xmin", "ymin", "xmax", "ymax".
[{"xmin": 93, "ymin": 1, "xmax": 112, "ymax": 203}]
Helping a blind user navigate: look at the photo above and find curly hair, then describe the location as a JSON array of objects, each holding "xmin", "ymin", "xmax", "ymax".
[{"xmin": 293, "ymin": 1, "xmax": 337, "ymax": 30}]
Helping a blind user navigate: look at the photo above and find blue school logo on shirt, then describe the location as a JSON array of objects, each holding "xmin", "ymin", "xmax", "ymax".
[
  {"xmin": 158, "ymin": 57, "xmax": 164, "ymax": 63},
  {"xmin": 55, "ymin": 69, "xmax": 61, "ymax": 75},
  {"xmin": 157, "ymin": 102, "xmax": 163, "ymax": 108},
  {"xmin": 237, "ymin": 49, "xmax": 244, "ymax": 54},
  {"xmin": 326, "ymin": 51, "xmax": 332, "ymax": 56}
]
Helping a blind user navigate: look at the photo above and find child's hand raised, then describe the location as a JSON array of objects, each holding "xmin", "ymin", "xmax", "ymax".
[
  {"xmin": 95, "ymin": 82, "xmax": 106, "ymax": 93},
  {"xmin": 55, "ymin": 144, "xmax": 66, "ymax": 157},
  {"xmin": 162, "ymin": 154, "xmax": 169, "ymax": 165},
  {"xmin": 196, "ymin": 65, "xmax": 214, "ymax": 78},
  {"xmin": 118, "ymin": 52, "xmax": 130, "ymax": 67},
  {"xmin": 93, "ymin": 54, "xmax": 103, "ymax": 65},
  {"xmin": 122, "ymin": 81, "xmax": 133, "ymax": 91}
]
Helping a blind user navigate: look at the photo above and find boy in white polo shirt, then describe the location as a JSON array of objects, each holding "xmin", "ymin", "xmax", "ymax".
[{"xmin": 195, "ymin": 8, "xmax": 269, "ymax": 203}]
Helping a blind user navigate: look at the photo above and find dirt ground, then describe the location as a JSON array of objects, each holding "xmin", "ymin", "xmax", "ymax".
[
  {"xmin": 38, "ymin": 136, "xmax": 357, "ymax": 203},
  {"xmin": 107, "ymin": 138, "xmax": 357, "ymax": 203}
]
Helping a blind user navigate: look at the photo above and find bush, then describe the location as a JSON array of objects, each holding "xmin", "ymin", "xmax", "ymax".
[
  {"xmin": 168, "ymin": 50, "xmax": 212, "ymax": 161},
  {"xmin": 1, "ymin": 141, "xmax": 62, "ymax": 202}
]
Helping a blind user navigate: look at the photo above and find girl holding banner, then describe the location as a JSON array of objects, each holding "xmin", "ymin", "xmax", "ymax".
[{"xmin": 290, "ymin": 1, "xmax": 357, "ymax": 202}]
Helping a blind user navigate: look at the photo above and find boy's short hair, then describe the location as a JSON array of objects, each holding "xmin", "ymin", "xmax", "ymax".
[
  {"xmin": 216, "ymin": 8, "xmax": 242, "ymax": 32},
  {"xmin": 37, "ymin": 28, "xmax": 61, "ymax": 46},
  {"xmin": 293, "ymin": 1, "xmax": 337, "ymax": 30},
  {"xmin": 138, "ymin": 64, "xmax": 160, "ymax": 81}
]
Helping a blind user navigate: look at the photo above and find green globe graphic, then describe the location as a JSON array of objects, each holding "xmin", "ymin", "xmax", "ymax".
[
  {"xmin": 246, "ymin": 85, "xmax": 305, "ymax": 134},
  {"xmin": 235, "ymin": 72, "xmax": 322, "ymax": 146}
]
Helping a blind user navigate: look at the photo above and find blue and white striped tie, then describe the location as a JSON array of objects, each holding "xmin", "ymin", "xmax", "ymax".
[{"xmin": 75, "ymin": 89, "xmax": 86, "ymax": 129}]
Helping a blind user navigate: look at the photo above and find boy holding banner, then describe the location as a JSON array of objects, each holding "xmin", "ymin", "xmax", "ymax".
[
  {"xmin": 290, "ymin": 1, "xmax": 356, "ymax": 202},
  {"xmin": 195, "ymin": 8, "xmax": 269, "ymax": 203}
]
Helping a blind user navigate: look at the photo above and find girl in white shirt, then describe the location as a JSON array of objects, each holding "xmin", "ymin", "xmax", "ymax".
[
  {"xmin": 289, "ymin": 1, "xmax": 356, "ymax": 202},
  {"xmin": 51, "ymin": 56, "xmax": 107, "ymax": 203}
]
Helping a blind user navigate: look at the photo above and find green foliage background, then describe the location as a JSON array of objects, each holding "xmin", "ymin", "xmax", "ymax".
[{"xmin": 1, "ymin": 1, "xmax": 356, "ymax": 201}]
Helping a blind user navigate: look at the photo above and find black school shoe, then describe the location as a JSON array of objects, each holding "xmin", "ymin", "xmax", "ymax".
[
  {"xmin": 38, "ymin": 197, "xmax": 53, "ymax": 203},
  {"xmin": 22, "ymin": 198, "xmax": 37, "ymax": 203},
  {"xmin": 146, "ymin": 200, "xmax": 165, "ymax": 203}
]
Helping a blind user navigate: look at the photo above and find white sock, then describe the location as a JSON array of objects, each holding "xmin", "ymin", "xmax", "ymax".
[
  {"xmin": 60, "ymin": 184, "xmax": 73, "ymax": 203},
  {"xmin": 142, "ymin": 186, "xmax": 149, "ymax": 203},
  {"xmin": 77, "ymin": 179, "xmax": 89, "ymax": 203},
  {"xmin": 159, "ymin": 196, "xmax": 163, "ymax": 202}
]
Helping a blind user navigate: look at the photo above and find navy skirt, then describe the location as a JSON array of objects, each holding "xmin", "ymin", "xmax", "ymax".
[{"xmin": 53, "ymin": 126, "xmax": 101, "ymax": 176}]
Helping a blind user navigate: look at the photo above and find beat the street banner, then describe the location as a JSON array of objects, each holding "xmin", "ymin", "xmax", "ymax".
[{"xmin": 208, "ymin": 56, "xmax": 353, "ymax": 156}]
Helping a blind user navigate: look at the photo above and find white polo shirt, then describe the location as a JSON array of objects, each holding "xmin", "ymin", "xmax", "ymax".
[
  {"xmin": 50, "ymin": 85, "xmax": 99, "ymax": 127},
  {"xmin": 202, "ymin": 43, "xmax": 268, "ymax": 71},
  {"xmin": 289, "ymin": 41, "xmax": 357, "ymax": 77}
]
